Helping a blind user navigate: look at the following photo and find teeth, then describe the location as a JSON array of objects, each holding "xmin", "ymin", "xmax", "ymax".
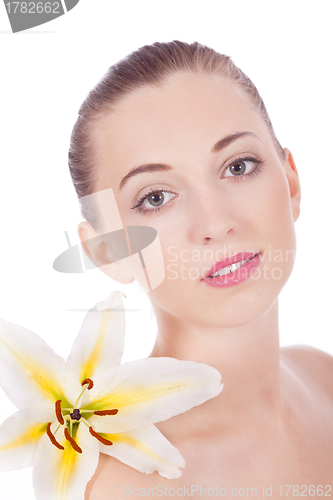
[{"xmin": 209, "ymin": 257, "xmax": 253, "ymax": 278}]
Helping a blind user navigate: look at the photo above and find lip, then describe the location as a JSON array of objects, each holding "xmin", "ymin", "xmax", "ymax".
[
  {"xmin": 203, "ymin": 251, "xmax": 258, "ymax": 279},
  {"xmin": 201, "ymin": 252, "xmax": 261, "ymax": 288}
]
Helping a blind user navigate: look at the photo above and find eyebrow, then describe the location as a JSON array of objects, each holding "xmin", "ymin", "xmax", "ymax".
[{"xmin": 118, "ymin": 131, "xmax": 257, "ymax": 191}]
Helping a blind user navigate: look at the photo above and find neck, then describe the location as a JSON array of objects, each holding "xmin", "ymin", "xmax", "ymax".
[{"xmin": 149, "ymin": 300, "xmax": 289, "ymax": 437}]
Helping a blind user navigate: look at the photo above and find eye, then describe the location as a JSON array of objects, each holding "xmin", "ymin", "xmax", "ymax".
[
  {"xmin": 131, "ymin": 188, "xmax": 176, "ymax": 215},
  {"xmin": 223, "ymin": 157, "xmax": 263, "ymax": 178},
  {"xmin": 146, "ymin": 191, "xmax": 168, "ymax": 207}
]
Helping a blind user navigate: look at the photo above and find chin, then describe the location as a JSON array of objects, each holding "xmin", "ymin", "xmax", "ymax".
[
  {"xmin": 194, "ymin": 275, "xmax": 289, "ymax": 329},
  {"xmin": 220, "ymin": 298, "xmax": 278, "ymax": 329},
  {"xmin": 196, "ymin": 295, "xmax": 276, "ymax": 329}
]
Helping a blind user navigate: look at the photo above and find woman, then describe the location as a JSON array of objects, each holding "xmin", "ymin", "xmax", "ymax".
[{"xmin": 68, "ymin": 41, "xmax": 333, "ymax": 498}]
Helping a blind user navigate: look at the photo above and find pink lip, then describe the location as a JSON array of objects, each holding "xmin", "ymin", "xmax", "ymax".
[
  {"xmin": 201, "ymin": 252, "xmax": 261, "ymax": 288},
  {"xmin": 203, "ymin": 252, "xmax": 258, "ymax": 279}
]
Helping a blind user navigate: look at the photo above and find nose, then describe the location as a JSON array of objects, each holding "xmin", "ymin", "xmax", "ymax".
[{"xmin": 187, "ymin": 186, "xmax": 240, "ymax": 245}]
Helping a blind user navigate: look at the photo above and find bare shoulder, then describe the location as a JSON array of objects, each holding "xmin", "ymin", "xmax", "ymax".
[
  {"xmin": 281, "ymin": 344, "xmax": 333, "ymax": 398},
  {"xmin": 85, "ymin": 452, "xmax": 167, "ymax": 500}
]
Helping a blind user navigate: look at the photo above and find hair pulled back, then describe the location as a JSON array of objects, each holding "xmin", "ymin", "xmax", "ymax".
[{"xmin": 68, "ymin": 40, "xmax": 284, "ymax": 230}]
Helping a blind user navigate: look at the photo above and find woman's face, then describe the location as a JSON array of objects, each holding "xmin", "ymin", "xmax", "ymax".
[{"xmin": 93, "ymin": 72, "xmax": 299, "ymax": 328}]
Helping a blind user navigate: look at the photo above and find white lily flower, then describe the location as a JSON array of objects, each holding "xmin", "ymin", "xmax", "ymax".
[{"xmin": 0, "ymin": 290, "xmax": 223, "ymax": 500}]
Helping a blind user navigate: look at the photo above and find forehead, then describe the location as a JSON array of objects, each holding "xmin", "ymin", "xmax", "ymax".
[{"xmin": 94, "ymin": 72, "xmax": 270, "ymax": 190}]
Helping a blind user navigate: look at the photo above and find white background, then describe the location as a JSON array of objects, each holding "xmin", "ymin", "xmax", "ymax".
[{"xmin": 0, "ymin": 1, "xmax": 332, "ymax": 498}]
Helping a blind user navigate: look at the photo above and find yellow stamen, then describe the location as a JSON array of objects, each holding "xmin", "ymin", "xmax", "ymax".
[
  {"xmin": 74, "ymin": 383, "xmax": 90, "ymax": 409},
  {"xmin": 55, "ymin": 400, "xmax": 64, "ymax": 425},
  {"xmin": 46, "ymin": 423, "xmax": 64, "ymax": 451},
  {"xmin": 93, "ymin": 408, "xmax": 118, "ymax": 416},
  {"xmin": 89, "ymin": 426, "xmax": 113, "ymax": 446},
  {"xmin": 81, "ymin": 378, "xmax": 94, "ymax": 390},
  {"xmin": 64, "ymin": 428, "xmax": 82, "ymax": 454}
]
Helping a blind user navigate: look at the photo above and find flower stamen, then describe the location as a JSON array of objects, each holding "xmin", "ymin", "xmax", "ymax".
[
  {"xmin": 89, "ymin": 426, "xmax": 113, "ymax": 446},
  {"xmin": 46, "ymin": 423, "xmax": 64, "ymax": 451},
  {"xmin": 75, "ymin": 386, "xmax": 88, "ymax": 408},
  {"xmin": 64, "ymin": 428, "xmax": 82, "ymax": 454},
  {"xmin": 94, "ymin": 409, "xmax": 118, "ymax": 416},
  {"xmin": 55, "ymin": 400, "xmax": 64, "ymax": 425},
  {"xmin": 81, "ymin": 378, "xmax": 94, "ymax": 390}
]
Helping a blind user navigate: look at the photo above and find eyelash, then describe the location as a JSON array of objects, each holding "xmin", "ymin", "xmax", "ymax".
[{"xmin": 131, "ymin": 155, "xmax": 264, "ymax": 216}]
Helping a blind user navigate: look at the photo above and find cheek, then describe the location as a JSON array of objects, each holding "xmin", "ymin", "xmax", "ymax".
[
  {"xmin": 263, "ymin": 171, "xmax": 296, "ymax": 249},
  {"xmin": 253, "ymin": 170, "xmax": 297, "ymax": 284},
  {"xmin": 240, "ymin": 166, "xmax": 296, "ymax": 247}
]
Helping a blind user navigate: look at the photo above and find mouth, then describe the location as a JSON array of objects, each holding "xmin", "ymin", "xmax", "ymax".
[{"xmin": 203, "ymin": 252, "xmax": 260, "ymax": 279}]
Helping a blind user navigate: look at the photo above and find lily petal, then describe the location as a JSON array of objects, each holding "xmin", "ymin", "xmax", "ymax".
[
  {"xmin": 86, "ymin": 357, "xmax": 223, "ymax": 433},
  {"xmin": 99, "ymin": 424, "xmax": 185, "ymax": 479},
  {"xmin": 0, "ymin": 409, "xmax": 52, "ymax": 471},
  {"xmin": 67, "ymin": 291, "xmax": 125, "ymax": 389},
  {"xmin": 33, "ymin": 421, "xmax": 100, "ymax": 500},
  {"xmin": 0, "ymin": 318, "xmax": 81, "ymax": 412}
]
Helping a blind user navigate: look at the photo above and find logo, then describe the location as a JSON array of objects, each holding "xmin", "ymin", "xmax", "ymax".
[
  {"xmin": 53, "ymin": 188, "xmax": 166, "ymax": 294},
  {"xmin": 3, "ymin": 0, "xmax": 80, "ymax": 33}
]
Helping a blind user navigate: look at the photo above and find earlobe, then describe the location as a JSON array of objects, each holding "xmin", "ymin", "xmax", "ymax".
[
  {"xmin": 78, "ymin": 221, "xmax": 95, "ymax": 262},
  {"xmin": 78, "ymin": 220, "xmax": 109, "ymax": 270},
  {"xmin": 283, "ymin": 148, "xmax": 301, "ymax": 222},
  {"xmin": 77, "ymin": 221, "xmax": 135, "ymax": 284}
]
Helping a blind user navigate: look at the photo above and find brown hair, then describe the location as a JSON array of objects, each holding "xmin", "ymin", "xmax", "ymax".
[{"xmin": 68, "ymin": 40, "xmax": 284, "ymax": 231}]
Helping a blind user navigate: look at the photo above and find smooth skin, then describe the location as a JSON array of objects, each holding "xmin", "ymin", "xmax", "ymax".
[{"xmin": 79, "ymin": 72, "xmax": 333, "ymax": 498}]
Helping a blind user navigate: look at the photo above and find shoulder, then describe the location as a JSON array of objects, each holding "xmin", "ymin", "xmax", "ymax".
[
  {"xmin": 85, "ymin": 453, "xmax": 166, "ymax": 500},
  {"xmin": 281, "ymin": 343, "xmax": 333, "ymax": 370},
  {"xmin": 281, "ymin": 344, "xmax": 333, "ymax": 398}
]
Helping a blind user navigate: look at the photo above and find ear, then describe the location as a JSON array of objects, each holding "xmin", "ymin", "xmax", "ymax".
[
  {"xmin": 282, "ymin": 148, "xmax": 301, "ymax": 222},
  {"xmin": 77, "ymin": 221, "xmax": 135, "ymax": 284}
]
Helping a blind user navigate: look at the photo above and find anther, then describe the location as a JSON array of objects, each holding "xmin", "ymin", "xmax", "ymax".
[
  {"xmin": 81, "ymin": 378, "xmax": 94, "ymax": 390},
  {"xmin": 64, "ymin": 428, "xmax": 82, "ymax": 454},
  {"xmin": 89, "ymin": 426, "xmax": 113, "ymax": 446},
  {"xmin": 94, "ymin": 409, "xmax": 118, "ymax": 416},
  {"xmin": 46, "ymin": 423, "xmax": 64, "ymax": 451},
  {"xmin": 55, "ymin": 400, "xmax": 64, "ymax": 425}
]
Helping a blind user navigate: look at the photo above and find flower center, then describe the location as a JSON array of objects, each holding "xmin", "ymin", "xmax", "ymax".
[
  {"xmin": 46, "ymin": 378, "xmax": 118, "ymax": 453},
  {"xmin": 70, "ymin": 408, "xmax": 81, "ymax": 421}
]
